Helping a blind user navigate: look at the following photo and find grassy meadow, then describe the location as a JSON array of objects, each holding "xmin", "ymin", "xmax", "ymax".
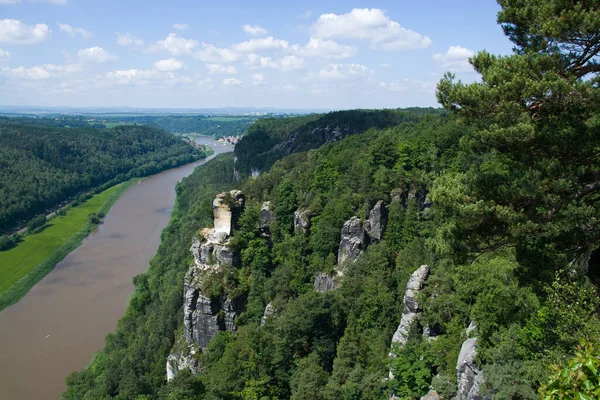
[{"xmin": 0, "ymin": 178, "xmax": 138, "ymax": 310}]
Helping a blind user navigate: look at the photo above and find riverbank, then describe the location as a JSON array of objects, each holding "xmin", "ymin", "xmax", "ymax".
[{"xmin": 0, "ymin": 178, "xmax": 139, "ymax": 311}]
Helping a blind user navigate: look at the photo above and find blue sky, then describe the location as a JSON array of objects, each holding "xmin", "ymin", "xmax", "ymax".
[{"xmin": 0, "ymin": 0, "xmax": 514, "ymax": 109}]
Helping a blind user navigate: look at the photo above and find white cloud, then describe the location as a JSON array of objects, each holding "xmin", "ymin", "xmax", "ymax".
[
  {"xmin": 318, "ymin": 63, "xmax": 372, "ymax": 80},
  {"xmin": 251, "ymin": 73, "xmax": 264, "ymax": 85},
  {"xmin": 206, "ymin": 63, "xmax": 237, "ymax": 75},
  {"xmin": 311, "ymin": 8, "xmax": 431, "ymax": 51},
  {"xmin": 103, "ymin": 69, "xmax": 158, "ymax": 86},
  {"xmin": 379, "ymin": 78, "xmax": 435, "ymax": 93},
  {"xmin": 0, "ymin": 0, "xmax": 22, "ymax": 4},
  {"xmin": 195, "ymin": 43, "xmax": 240, "ymax": 63},
  {"xmin": 198, "ymin": 77, "xmax": 213, "ymax": 88},
  {"xmin": 231, "ymin": 36, "xmax": 288, "ymax": 53},
  {"xmin": 34, "ymin": 0, "xmax": 67, "ymax": 4},
  {"xmin": 0, "ymin": 48, "xmax": 9, "ymax": 58},
  {"xmin": 0, "ymin": 19, "xmax": 50, "ymax": 44},
  {"xmin": 282, "ymin": 84, "xmax": 300, "ymax": 92},
  {"xmin": 433, "ymin": 45, "xmax": 474, "ymax": 72},
  {"xmin": 164, "ymin": 72, "xmax": 192, "ymax": 85},
  {"xmin": 78, "ymin": 46, "xmax": 116, "ymax": 63},
  {"xmin": 152, "ymin": 33, "xmax": 197, "ymax": 55},
  {"xmin": 291, "ymin": 37, "xmax": 356, "ymax": 59},
  {"xmin": 246, "ymin": 54, "xmax": 305, "ymax": 71},
  {"xmin": 243, "ymin": 24, "xmax": 268, "ymax": 37},
  {"xmin": 223, "ymin": 77, "xmax": 242, "ymax": 85},
  {"xmin": 154, "ymin": 58, "xmax": 185, "ymax": 72},
  {"xmin": 117, "ymin": 33, "xmax": 145, "ymax": 47},
  {"xmin": 172, "ymin": 23, "xmax": 189, "ymax": 31},
  {"xmin": 58, "ymin": 23, "xmax": 92, "ymax": 39},
  {"xmin": 381, "ymin": 63, "xmax": 392, "ymax": 68},
  {"xmin": 3, "ymin": 63, "xmax": 81, "ymax": 80}
]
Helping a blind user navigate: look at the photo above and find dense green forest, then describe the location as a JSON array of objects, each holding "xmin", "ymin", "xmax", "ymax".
[
  {"xmin": 64, "ymin": 1, "xmax": 600, "ymax": 399},
  {"xmin": 0, "ymin": 119, "xmax": 209, "ymax": 232}
]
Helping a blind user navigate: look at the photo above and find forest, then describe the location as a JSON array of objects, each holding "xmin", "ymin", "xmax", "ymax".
[
  {"xmin": 0, "ymin": 119, "xmax": 209, "ymax": 233},
  {"xmin": 64, "ymin": 1, "xmax": 600, "ymax": 399}
]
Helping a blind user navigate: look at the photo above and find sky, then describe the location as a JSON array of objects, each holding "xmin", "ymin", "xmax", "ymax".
[{"xmin": 0, "ymin": 0, "xmax": 515, "ymax": 110}]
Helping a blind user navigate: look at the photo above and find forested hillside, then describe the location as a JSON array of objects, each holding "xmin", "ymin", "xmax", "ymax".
[
  {"xmin": 64, "ymin": 1, "xmax": 600, "ymax": 399},
  {"xmin": 0, "ymin": 119, "xmax": 208, "ymax": 232}
]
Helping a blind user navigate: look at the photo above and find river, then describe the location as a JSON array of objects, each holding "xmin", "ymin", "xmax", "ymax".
[{"xmin": 0, "ymin": 137, "xmax": 231, "ymax": 400}]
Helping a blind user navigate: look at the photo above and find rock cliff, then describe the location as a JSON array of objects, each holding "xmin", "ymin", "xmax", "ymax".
[
  {"xmin": 167, "ymin": 190, "xmax": 245, "ymax": 381},
  {"xmin": 456, "ymin": 323, "xmax": 485, "ymax": 400},
  {"xmin": 338, "ymin": 216, "xmax": 366, "ymax": 264}
]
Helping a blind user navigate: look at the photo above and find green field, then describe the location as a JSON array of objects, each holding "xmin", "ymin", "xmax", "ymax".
[{"xmin": 0, "ymin": 179, "xmax": 138, "ymax": 310}]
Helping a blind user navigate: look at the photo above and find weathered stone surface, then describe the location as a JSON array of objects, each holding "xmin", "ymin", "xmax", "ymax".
[
  {"xmin": 364, "ymin": 200, "xmax": 388, "ymax": 242},
  {"xmin": 260, "ymin": 201, "xmax": 274, "ymax": 235},
  {"xmin": 212, "ymin": 190, "xmax": 245, "ymax": 236},
  {"xmin": 294, "ymin": 209, "xmax": 311, "ymax": 234},
  {"xmin": 456, "ymin": 335, "xmax": 485, "ymax": 400},
  {"xmin": 260, "ymin": 302, "xmax": 274, "ymax": 326},
  {"xmin": 420, "ymin": 390, "xmax": 440, "ymax": 400},
  {"xmin": 389, "ymin": 265, "xmax": 430, "ymax": 376},
  {"xmin": 338, "ymin": 216, "xmax": 365, "ymax": 264},
  {"xmin": 314, "ymin": 272, "xmax": 337, "ymax": 292},
  {"xmin": 168, "ymin": 191, "xmax": 244, "ymax": 380}
]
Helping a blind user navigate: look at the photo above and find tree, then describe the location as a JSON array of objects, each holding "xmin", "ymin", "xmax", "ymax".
[{"xmin": 434, "ymin": 0, "xmax": 600, "ymax": 272}]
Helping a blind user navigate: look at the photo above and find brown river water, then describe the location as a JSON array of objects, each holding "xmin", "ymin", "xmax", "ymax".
[{"xmin": 0, "ymin": 137, "xmax": 231, "ymax": 400}]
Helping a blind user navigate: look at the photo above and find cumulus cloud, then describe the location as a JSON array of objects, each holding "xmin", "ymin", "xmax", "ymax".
[
  {"xmin": 318, "ymin": 63, "xmax": 372, "ymax": 80},
  {"xmin": 172, "ymin": 23, "xmax": 189, "ymax": 31},
  {"xmin": 3, "ymin": 63, "xmax": 81, "ymax": 80},
  {"xmin": 0, "ymin": 48, "xmax": 9, "ymax": 58},
  {"xmin": 231, "ymin": 36, "xmax": 288, "ymax": 53},
  {"xmin": 379, "ymin": 78, "xmax": 435, "ymax": 93},
  {"xmin": 195, "ymin": 43, "xmax": 240, "ymax": 63},
  {"xmin": 58, "ymin": 23, "xmax": 92, "ymax": 39},
  {"xmin": 206, "ymin": 63, "xmax": 237, "ymax": 75},
  {"xmin": 223, "ymin": 77, "xmax": 242, "ymax": 85},
  {"xmin": 245, "ymin": 54, "xmax": 305, "ymax": 71},
  {"xmin": 251, "ymin": 73, "xmax": 264, "ymax": 85},
  {"xmin": 311, "ymin": 8, "xmax": 431, "ymax": 51},
  {"xmin": 78, "ymin": 46, "xmax": 116, "ymax": 63},
  {"xmin": 154, "ymin": 58, "xmax": 185, "ymax": 72},
  {"xmin": 152, "ymin": 33, "xmax": 198, "ymax": 55},
  {"xmin": 243, "ymin": 24, "xmax": 268, "ymax": 37},
  {"xmin": 0, "ymin": 0, "xmax": 22, "ymax": 4},
  {"xmin": 116, "ymin": 33, "xmax": 145, "ymax": 47},
  {"xmin": 0, "ymin": 19, "xmax": 50, "ymax": 44},
  {"xmin": 291, "ymin": 37, "xmax": 356, "ymax": 59},
  {"xmin": 282, "ymin": 84, "xmax": 300, "ymax": 92},
  {"xmin": 433, "ymin": 45, "xmax": 474, "ymax": 72},
  {"xmin": 103, "ymin": 69, "xmax": 158, "ymax": 86}
]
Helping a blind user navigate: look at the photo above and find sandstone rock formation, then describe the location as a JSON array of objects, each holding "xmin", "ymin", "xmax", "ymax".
[
  {"xmin": 420, "ymin": 390, "xmax": 440, "ymax": 400},
  {"xmin": 389, "ymin": 265, "xmax": 430, "ymax": 378},
  {"xmin": 167, "ymin": 190, "xmax": 244, "ymax": 381},
  {"xmin": 260, "ymin": 201, "xmax": 274, "ymax": 234},
  {"xmin": 260, "ymin": 302, "xmax": 274, "ymax": 326},
  {"xmin": 338, "ymin": 216, "xmax": 365, "ymax": 264},
  {"xmin": 456, "ymin": 324, "xmax": 485, "ymax": 400},
  {"xmin": 364, "ymin": 200, "xmax": 388, "ymax": 242},
  {"xmin": 294, "ymin": 209, "xmax": 311, "ymax": 234},
  {"xmin": 313, "ymin": 272, "xmax": 337, "ymax": 292}
]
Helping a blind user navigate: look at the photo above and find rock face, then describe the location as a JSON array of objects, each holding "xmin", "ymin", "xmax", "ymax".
[
  {"xmin": 364, "ymin": 200, "xmax": 388, "ymax": 242},
  {"xmin": 314, "ymin": 272, "xmax": 337, "ymax": 292},
  {"xmin": 260, "ymin": 302, "xmax": 274, "ymax": 326},
  {"xmin": 260, "ymin": 201, "xmax": 274, "ymax": 235},
  {"xmin": 338, "ymin": 216, "xmax": 365, "ymax": 264},
  {"xmin": 456, "ymin": 325, "xmax": 485, "ymax": 400},
  {"xmin": 294, "ymin": 209, "xmax": 311, "ymax": 234},
  {"xmin": 389, "ymin": 265, "xmax": 430, "ymax": 378},
  {"xmin": 167, "ymin": 191, "xmax": 244, "ymax": 381},
  {"xmin": 420, "ymin": 390, "xmax": 440, "ymax": 400}
]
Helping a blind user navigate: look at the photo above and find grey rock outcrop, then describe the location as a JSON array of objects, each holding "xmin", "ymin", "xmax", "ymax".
[
  {"xmin": 294, "ymin": 209, "xmax": 311, "ymax": 234},
  {"xmin": 168, "ymin": 191, "xmax": 244, "ymax": 381},
  {"xmin": 260, "ymin": 302, "xmax": 274, "ymax": 326},
  {"xmin": 389, "ymin": 265, "xmax": 430, "ymax": 378},
  {"xmin": 260, "ymin": 201, "xmax": 274, "ymax": 235},
  {"xmin": 338, "ymin": 216, "xmax": 365, "ymax": 264},
  {"xmin": 364, "ymin": 200, "xmax": 388, "ymax": 242},
  {"xmin": 420, "ymin": 390, "xmax": 440, "ymax": 400},
  {"xmin": 456, "ymin": 335, "xmax": 484, "ymax": 400},
  {"xmin": 314, "ymin": 272, "xmax": 337, "ymax": 292}
]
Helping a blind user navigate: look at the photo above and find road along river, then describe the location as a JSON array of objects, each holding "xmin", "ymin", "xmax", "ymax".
[{"xmin": 0, "ymin": 137, "xmax": 231, "ymax": 400}]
